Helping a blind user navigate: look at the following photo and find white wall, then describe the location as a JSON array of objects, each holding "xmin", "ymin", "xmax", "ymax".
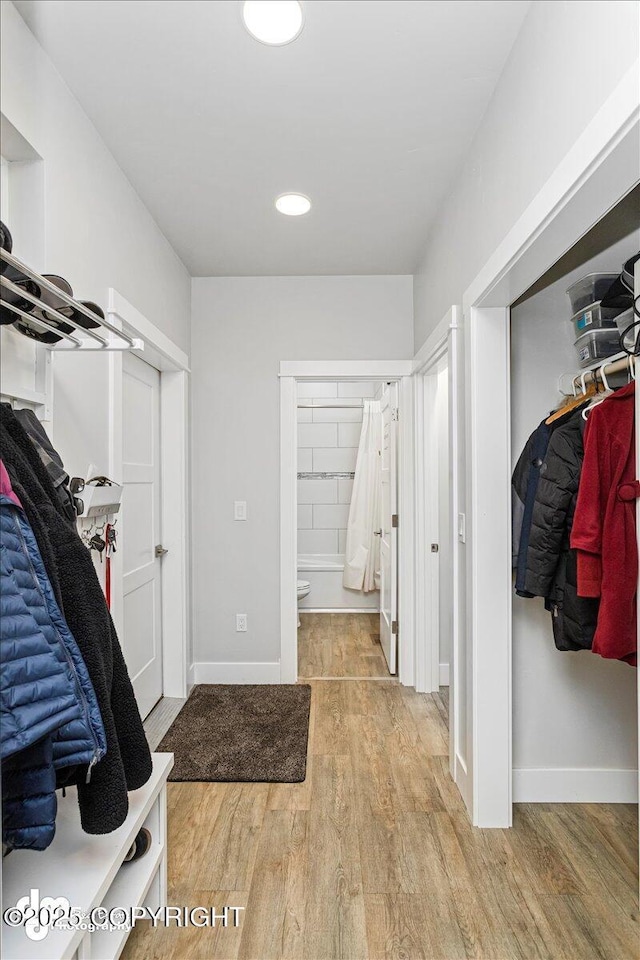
[
  {"xmin": 191, "ymin": 276, "xmax": 413, "ymax": 671},
  {"xmin": 1, "ymin": 2, "xmax": 192, "ymax": 666},
  {"xmin": 1, "ymin": 0, "xmax": 191, "ymax": 477},
  {"xmin": 413, "ymin": 0, "xmax": 639, "ymax": 350},
  {"xmin": 511, "ymin": 233, "xmax": 639, "ymax": 787}
]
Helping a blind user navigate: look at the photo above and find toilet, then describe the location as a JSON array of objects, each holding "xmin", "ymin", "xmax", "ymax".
[{"xmin": 297, "ymin": 579, "xmax": 310, "ymax": 627}]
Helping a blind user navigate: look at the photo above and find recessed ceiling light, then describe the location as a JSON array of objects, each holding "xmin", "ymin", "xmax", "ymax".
[
  {"xmin": 275, "ymin": 193, "xmax": 311, "ymax": 216},
  {"xmin": 242, "ymin": 1, "xmax": 304, "ymax": 46}
]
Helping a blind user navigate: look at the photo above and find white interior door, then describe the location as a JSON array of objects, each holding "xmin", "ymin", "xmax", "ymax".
[
  {"xmin": 122, "ymin": 352, "xmax": 163, "ymax": 719},
  {"xmin": 437, "ymin": 363, "xmax": 451, "ymax": 685},
  {"xmin": 634, "ymin": 259, "xmax": 639, "ymax": 899},
  {"xmin": 380, "ymin": 382, "xmax": 398, "ymax": 674}
]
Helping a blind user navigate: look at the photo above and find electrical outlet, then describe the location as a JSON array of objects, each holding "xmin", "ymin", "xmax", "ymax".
[{"xmin": 236, "ymin": 614, "xmax": 247, "ymax": 632}]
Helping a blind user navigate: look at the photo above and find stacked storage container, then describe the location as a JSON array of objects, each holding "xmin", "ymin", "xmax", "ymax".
[{"xmin": 567, "ymin": 273, "xmax": 626, "ymax": 367}]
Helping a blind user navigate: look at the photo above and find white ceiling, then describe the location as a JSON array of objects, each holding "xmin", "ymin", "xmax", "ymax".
[{"xmin": 14, "ymin": 0, "xmax": 530, "ymax": 276}]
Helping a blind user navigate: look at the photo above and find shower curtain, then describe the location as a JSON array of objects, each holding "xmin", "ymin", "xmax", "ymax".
[{"xmin": 343, "ymin": 400, "xmax": 382, "ymax": 592}]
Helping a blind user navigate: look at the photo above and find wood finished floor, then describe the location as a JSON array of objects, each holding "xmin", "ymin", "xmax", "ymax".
[
  {"xmin": 125, "ymin": 660, "xmax": 638, "ymax": 959},
  {"xmin": 298, "ymin": 612, "xmax": 390, "ymax": 678}
]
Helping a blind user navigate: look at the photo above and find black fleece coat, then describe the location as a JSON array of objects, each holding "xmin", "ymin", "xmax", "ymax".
[
  {"xmin": 0, "ymin": 405, "xmax": 152, "ymax": 833},
  {"xmin": 520, "ymin": 410, "xmax": 599, "ymax": 652}
]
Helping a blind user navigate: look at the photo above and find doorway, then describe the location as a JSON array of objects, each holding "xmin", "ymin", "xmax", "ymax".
[
  {"xmin": 462, "ymin": 83, "xmax": 639, "ymax": 827},
  {"xmin": 295, "ymin": 378, "xmax": 395, "ymax": 680},
  {"xmin": 412, "ymin": 307, "xmax": 464, "ymax": 795},
  {"xmin": 379, "ymin": 382, "xmax": 398, "ymax": 674},
  {"xmin": 107, "ymin": 289, "xmax": 190, "ymax": 709},
  {"xmin": 279, "ymin": 360, "xmax": 415, "ymax": 685}
]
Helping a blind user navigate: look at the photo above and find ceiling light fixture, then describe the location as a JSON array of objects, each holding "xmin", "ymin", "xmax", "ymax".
[
  {"xmin": 275, "ymin": 193, "xmax": 311, "ymax": 216},
  {"xmin": 242, "ymin": 1, "xmax": 304, "ymax": 46}
]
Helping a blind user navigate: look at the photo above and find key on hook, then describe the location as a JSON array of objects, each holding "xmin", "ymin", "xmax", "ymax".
[{"xmin": 89, "ymin": 533, "xmax": 106, "ymax": 562}]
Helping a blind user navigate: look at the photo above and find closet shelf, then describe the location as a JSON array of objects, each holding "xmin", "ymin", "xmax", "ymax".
[{"xmin": 0, "ymin": 249, "xmax": 144, "ymax": 352}]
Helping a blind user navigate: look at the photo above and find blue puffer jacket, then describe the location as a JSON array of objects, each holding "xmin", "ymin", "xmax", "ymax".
[{"xmin": 1, "ymin": 490, "xmax": 106, "ymax": 850}]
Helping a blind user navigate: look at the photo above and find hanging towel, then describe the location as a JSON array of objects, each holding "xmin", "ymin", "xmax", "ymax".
[{"xmin": 343, "ymin": 400, "xmax": 382, "ymax": 592}]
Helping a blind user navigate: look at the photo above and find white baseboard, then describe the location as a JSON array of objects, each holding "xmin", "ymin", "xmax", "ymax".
[
  {"xmin": 439, "ymin": 663, "xmax": 450, "ymax": 686},
  {"xmin": 454, "ymin": 751, "xmax": 472, "ymax": 815},
  {"xmin": 513, "ymin": 767, "xmax": 638, "ymax": 803},
  {"xmin": 301, "ymin": 607, "xmax": 380, "ymax": 614},
  {"xmin": 193, "ymin": 661, "xmax": 282, "ymax": 684},
  {"xmin": 187, "ymin": 662, "xmax": 195, "ymax": 693}
]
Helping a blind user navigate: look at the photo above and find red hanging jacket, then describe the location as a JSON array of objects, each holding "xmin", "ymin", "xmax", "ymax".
[{"xmin": 570, "ymin": 381, "xmax": 637, "ymax": 666}]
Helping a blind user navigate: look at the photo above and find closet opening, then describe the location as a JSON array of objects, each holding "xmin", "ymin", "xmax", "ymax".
[
  {"xmin": 510, "ymin": 187, "xmax": 639, "ymax": 810},
  {"xmin": 458, "ymin": 75, "xmax": 640, "ymax": 827}
]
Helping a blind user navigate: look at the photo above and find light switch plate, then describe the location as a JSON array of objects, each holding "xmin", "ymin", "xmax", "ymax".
[{"xmin": 234, "ymin": 500, "xmax": 247, "ymax": 521}]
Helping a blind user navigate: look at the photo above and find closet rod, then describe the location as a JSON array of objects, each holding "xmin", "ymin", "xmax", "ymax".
[
  {"xmin": 0, "ymin": 248, "xmax": 135, "ymax": 345},
  {"xmin": 297, "ymin": 403, "xmax": 364, "ymax": 409},
  {"xmin": 1, "ymin": 276, "xmax": 108, "ymax": 346},
  {"xmin": 572, "ymin": 352, "xmax": 635, "ymax": 392}
]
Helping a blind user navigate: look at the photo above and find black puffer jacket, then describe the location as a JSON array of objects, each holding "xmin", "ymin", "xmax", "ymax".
[
  {"xmin": 520, "ymin": 410, "xmax": 599, "ymax": 651},
  {"xmin": 0, "ymin": 405, "xmax": 152, "ymax": 834}
]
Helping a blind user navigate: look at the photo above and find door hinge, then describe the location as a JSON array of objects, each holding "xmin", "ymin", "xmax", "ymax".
[
  {"xmin": 392, "ymin": 408, "xmax": 399, "ymax": 422},
  {"xmin": 391, "ymin": 620, "xmax": 399, "ymax": 636},
  {"xmin": 392, "ymin": 513, "xmax": 398, "ymax": 528}
]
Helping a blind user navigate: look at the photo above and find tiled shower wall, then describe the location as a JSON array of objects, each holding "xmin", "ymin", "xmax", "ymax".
[{"xmin": 297, "ymin": 380, "xmax": 381, "ymax": 555}]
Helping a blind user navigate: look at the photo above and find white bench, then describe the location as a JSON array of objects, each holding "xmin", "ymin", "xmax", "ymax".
[{"xmin": 2, "ymin": 752, "xmax": 173, "ymax": 960}]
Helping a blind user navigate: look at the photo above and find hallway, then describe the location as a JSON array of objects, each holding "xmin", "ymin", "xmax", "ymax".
[
  {"xmin": 123, "ymin": 676, "xmax": 637, "ymax": 960},
  {"xmin": 298, "ymin": 612, "xmax": 390, "ymax": 679}
]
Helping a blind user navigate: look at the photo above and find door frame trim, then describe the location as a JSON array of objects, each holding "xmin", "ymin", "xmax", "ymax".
[
  {"xmin": 412, "ymin": 308, "xmax": 466, "ymax": 803},
  {"xmin": 107, "ymin": 289, "xmax": 190, "ymax": 702},
  {"xmin": 379, "ymin": 381, "xmax": 399, "ymax": 675},
  {"xmin": 413, "ymin": 309, "xmax": 452, "ymax": 694},
  {"xmin": 279, "ymin": 359, "xmax": 414, "ymax": 684}
]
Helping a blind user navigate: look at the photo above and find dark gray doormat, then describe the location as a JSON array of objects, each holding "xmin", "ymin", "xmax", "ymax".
[{"xmin": 157, "ymin": 684, "xmax": 312, "ymax": 782}]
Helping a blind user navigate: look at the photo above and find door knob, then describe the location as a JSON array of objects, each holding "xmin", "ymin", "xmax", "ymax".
[
  {"xmin": 155, "ymin": 544, "xmax": 169, "ymax": 558},
  {"xmin": 373, "ymin": 529, "xmax": 382, "ymax": 537}
]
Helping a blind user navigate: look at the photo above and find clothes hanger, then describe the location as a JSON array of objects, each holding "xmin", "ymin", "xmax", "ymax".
[
  {"xmin": 582, "ymin": 360, "xmax": 614, "ymax": 420},
  {"xmin": 545, "ymin": 372, "xmax": 597, "ymax": 425}
]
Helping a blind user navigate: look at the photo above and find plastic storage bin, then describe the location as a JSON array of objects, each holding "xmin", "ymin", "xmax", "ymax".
[
  {"xmin": 615, "ymin": 307, "xmax": 636, "ymax": 352},
  {"xmin": 571, "ymin": 301, "xmax": 621, "ymax": 335},
  {"xmin": 567, "ymin": 273, "xmax": 618, "ymax": 314},
  {"xmin": 574, "ymin": 328, "xmax": 621, "ymax": 368}
]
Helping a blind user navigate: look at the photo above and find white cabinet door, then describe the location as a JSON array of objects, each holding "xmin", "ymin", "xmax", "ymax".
[
  {"xmin": 379, "ymin": 383, "xmax": 398, "ymax": 674},
  {"xmin": 122, "ymin": 353, "xmax": 162, "ymax": 719}
]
